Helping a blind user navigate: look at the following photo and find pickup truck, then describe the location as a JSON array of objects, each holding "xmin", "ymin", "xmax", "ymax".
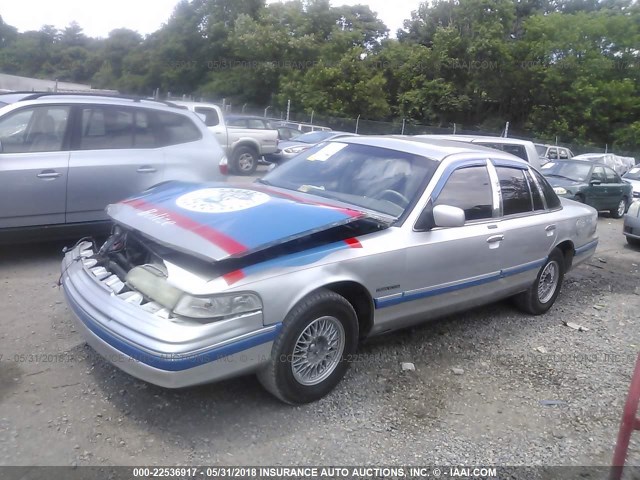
[{"xmin": 171, "ymin": 101, "xmax": 278, "ymax": 175}]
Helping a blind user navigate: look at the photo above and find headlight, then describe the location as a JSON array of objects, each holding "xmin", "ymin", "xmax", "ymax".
[
  {"xmin": 126, "ymin": 265, "xmax": 262, "ymax": 321},
  {"xmin": 628, "ymin": 200, "xmax": 640, "ymax": 218},
  {"xmin": 553, "ymin": 187, "xmax": 567, "ymax": 195},
  {"xmin": 283, "ymin": 145, "xmax": 309, "ymax": 154},
  {"xmin": 174, "ymin": 292, "xmax": 262, "ymax": 320}
]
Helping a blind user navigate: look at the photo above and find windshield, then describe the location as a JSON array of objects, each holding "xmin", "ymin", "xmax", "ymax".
[
  {"xmin": 295, "ymin": 131, "xmax": 337, "ymax": 144},
  {"xmin": 260, "ymin": 142, "xmax": 438, "ymax": 219},
  {"xmin": 623, "ymin": 167, "xmax": 640, "ymax": 181},
  {"xmin": 540, "ymin": 162, "xmax": 592, "ymax": 182},
  {"xmin": 535, "ymin": 145, "xmax": 547, "ymax": 156}
]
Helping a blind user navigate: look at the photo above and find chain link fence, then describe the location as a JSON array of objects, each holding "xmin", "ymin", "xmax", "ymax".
[{"xmin": 176, "ymin": 95, "xmax": 638, "ymax": 162}]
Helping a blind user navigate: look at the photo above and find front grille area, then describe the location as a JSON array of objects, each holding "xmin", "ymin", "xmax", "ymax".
[{"xmin": 77, "ymin": 242, "xmax": 175, "ymax": 321}]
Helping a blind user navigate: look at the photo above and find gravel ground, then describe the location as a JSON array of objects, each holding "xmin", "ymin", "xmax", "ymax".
[{"xmin": 0, "ymin": 212, "xmax": 638, "ymax": 470}]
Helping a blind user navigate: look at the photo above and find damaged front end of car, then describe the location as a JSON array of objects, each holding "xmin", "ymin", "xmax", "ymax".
[{"xmin": 60, "ymin": 182, "xmax": 390, "ymax": 388}]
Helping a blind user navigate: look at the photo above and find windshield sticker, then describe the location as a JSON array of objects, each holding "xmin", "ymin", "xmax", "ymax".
[
  {"xmin": 298, "ymin": 184, "xmax": 325, "ymax": 193},
  {"xmin": 307, "ymin": 142, "xmax": 348, "ymax": 161},
  {"xmin": 175, "ymin": 188, "xmax": 270, "ymax": 213}
]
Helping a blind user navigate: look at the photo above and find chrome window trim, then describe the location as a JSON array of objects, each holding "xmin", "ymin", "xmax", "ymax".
[{"xmin": 527, "ymin": 167, "xmax": 549, "ymax": 210}]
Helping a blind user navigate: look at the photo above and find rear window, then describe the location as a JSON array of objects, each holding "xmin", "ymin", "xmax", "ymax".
[
  {"xmin": 80, "ymin": 107, "xmax": 158, "ymax": 150},
  {"xmin": 476, "ymin": 142, "xmax": 527, "ymax": 161}
]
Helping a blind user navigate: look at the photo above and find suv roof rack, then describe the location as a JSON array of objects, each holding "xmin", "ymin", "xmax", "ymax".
[{"xmin": 6, "ymin": 91, "xmax": 179, "ymax": 107}]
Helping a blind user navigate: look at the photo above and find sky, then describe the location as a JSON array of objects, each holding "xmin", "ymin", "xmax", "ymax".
[{"xmin": 0, "ymin": 0, "xmax": 417, "ymax": 39}]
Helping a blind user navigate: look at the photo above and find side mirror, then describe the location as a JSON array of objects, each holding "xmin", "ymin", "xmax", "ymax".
[{"xmin": 433, "ymin": 204, "xmax": 466, "ymax": 228}]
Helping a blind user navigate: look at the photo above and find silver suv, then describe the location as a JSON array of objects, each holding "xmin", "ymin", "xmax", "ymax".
[{"xmin": 0, "ymin": 93, "xmax": 227, "ymax": 238}]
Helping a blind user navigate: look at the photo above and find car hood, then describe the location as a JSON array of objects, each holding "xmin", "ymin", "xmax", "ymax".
[
  {"xmin": 278, "ymin": 140, "xmax": 312, "ymax": 150},
  {"xmin": 107, "ymin": 182, "xmax": 386, "ymax": 263},
  {"xmin": 623, "ymin": 177, "xmax": 640, "ymax": 191},
  {"xmin": 543, "ymin": 176, "xmax": 584, "ymax": 189}
]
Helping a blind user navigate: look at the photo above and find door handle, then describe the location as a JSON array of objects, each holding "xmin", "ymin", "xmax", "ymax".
[
  {"xmin": 136, "ymin": 166, "xmax": 157, "ymax": 173},
  {"xmin": 545, "ymin": 224, "xmax": 556, "ymax": 232},
  {"xmin": 486, "ymin": 234, "xmax": 504, "ymax": 243},
  {"xmin": 37, "ymin": 171, "xmax": 61, "ymax": 179}
]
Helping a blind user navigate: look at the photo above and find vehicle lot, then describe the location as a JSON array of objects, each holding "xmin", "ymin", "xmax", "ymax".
[{"xmin": 1, "ymin": 200, "xmax": 639, "ymax": 466}]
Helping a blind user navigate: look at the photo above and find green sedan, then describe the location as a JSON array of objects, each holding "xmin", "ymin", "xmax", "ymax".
[{"xmin": 541, "ymin": 160, "xmax": 633, "ymax": 218}]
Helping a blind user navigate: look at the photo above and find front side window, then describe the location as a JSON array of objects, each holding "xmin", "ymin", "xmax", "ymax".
[
  {"xmin": 591, "ymin": 166, "xmax": 606, "ymax": 183},
  {"xmin": 0, "ymin": 105, "xmax": 70, "ymax": 153},
  {"xmin": 496, "ymin": 167, "xmax": 533, "ymax": 215},
  {"xmin": 434, "ymin": 166, "xmax": 494, "ymax": 221}
]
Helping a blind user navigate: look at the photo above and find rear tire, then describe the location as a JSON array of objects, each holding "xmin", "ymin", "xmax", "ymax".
[
  {"xmin": 611, "ymin": 197, "xmax": 627, "ymax": 219},
  {"xmin": 627, "ymin": 236, "xmax": 640, "ymax": 247},
  {"xmin": 257, "ymin": 289, "xmax": 358, "ymax": 404},
  {"xmin": 514, "ymin": 248, "xmax": 565, "ymax": 315},
  {"xmin": 232, "ymin": 146, "xmax": 258, "ymax": 175}
]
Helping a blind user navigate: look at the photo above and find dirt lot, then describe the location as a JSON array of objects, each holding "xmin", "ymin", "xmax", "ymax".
[{"xmin": 0, "ymin": 212, "xmax": 638, "ymax": 468}]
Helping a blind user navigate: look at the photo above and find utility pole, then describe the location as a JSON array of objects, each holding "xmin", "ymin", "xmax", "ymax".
[
  {"xmin": 401, "ymin": 118, "xmax": 406, "ymax": 135},
  {"xmin": 286, "ymin": 99, "xmax": 291, "ymax": 121},
  {"xmin": 310, "ymin": 110, "xmax": 314, "ymax": 125},
  {"xmin": 264, "ymin": 106, "xmax": 271, "ymax": 118},
  {"xmin": 355, "ymin": 114, "xmax": 360, "ymax": 134},
  {"xmin": 504, "ymin": 121, "xmax": 510, "ymax": 138}
]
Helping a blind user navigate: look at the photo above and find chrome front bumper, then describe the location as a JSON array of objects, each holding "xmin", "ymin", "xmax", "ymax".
[{"xmin": 61, "ymin": 243, "xmax": 279, "ymax": 388}]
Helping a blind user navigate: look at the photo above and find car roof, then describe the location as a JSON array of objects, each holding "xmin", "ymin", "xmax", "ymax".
[
  {"xmin": 546, "ymin": 159, "xmax": 594, "ymax": 166},
  {"xmin": 334, "ymin": 135, "xmax": 529, "ymax": 164},
  {"xmin": 416, "ymin": 134, "xmax": 535, "ymax": 146},
  {"xmin": 0, "ymin": 92, "xmax": 190, "ymax": 112}
]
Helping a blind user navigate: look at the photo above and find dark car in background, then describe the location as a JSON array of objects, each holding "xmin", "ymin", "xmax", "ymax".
[
  {"xmin": 265, "ymin": 130, "xmax": 357, "ymax": 165},
  {"xmin": 541, "ymin": 160, "xmax": 632, "ymax": 218}
]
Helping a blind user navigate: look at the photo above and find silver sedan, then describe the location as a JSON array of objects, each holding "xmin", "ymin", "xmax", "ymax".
[{"xmin": 61, "ymin": 137, "xmax": 598, "ymax": 404}]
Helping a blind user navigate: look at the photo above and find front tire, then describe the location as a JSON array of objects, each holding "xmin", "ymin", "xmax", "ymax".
[
  {"xmin": 231, "ymin": 146, "xmax": 258, "ymax": 175},
  {"xmin": 514, "ymin": 248, "xmax": 565, "ymax": 315},
  {"xmin": 257, "ymin": 289, "xmax": 358, "ymax": 404},
  {"xmin": 611, "ymin": 197, "xmax": 627, "ymax": 219}
]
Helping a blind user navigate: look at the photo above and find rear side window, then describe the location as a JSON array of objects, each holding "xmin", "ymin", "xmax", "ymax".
[
  {"xmin": 496, "ymin": 167, "xmax": 532, "ymax": 215},
  {"xmin": 435, "ymin": 166, "xmax": 494, "ymax": 221},
  {"xmin": 524, "ymin": 170, "xmax": 545, "ymax": 210},
  {"xmin": 532, "ymin": 169, "xmax": 561, "ymax": 209},
  {"xmin": 80, "ymin": 107, "xmax": 159, "ymax": 150},
  {"xmin": 81, "ymin": 107, "xmax": 133, "ymax": 149},
  {"xmin": 154, "ymin": 111, "xmax": 202, "ymax": 146},
  {"xmin": 604, "ymin": 167, "xmax": 621, "ymax": 183}
]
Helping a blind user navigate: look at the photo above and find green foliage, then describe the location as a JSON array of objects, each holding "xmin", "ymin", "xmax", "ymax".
[{"xmin": 0, "ymin": 1, "xmax": 637, "ymax": 151}]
